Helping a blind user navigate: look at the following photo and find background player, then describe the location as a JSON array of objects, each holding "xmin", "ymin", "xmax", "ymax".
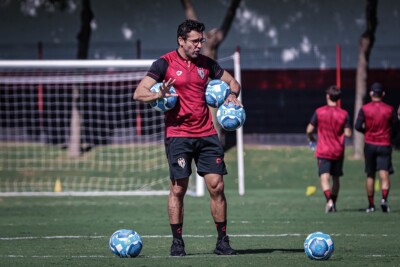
[
  {"xmin": 306, "ymin": 85, "xmax": 352, "ymax": 213},
  {"xmin": 355, "ymin": 83, "xmax": 398, "ymax": 213}
]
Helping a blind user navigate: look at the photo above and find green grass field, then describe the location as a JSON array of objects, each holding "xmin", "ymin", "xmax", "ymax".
[{"xmin": 0, "ymin": 146, "xmax": 399, "ymax": 266}]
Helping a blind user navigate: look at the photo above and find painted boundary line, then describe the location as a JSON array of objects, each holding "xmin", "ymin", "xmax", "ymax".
[{"xmin": 0, "ymin": 233, "xmax": 389, "ymax": 241}]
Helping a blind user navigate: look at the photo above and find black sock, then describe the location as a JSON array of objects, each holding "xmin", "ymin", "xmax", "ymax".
[
  {"xmin": 331, "ymin": 194, "xmax": 337, "ymax": 204},
  {"xmin": 215, "ymin": 221, "xmax": 227, "ymax": 240},
  {"xmin": 170, "ymin": 223, "xmax": 183, "ymax": 240}
]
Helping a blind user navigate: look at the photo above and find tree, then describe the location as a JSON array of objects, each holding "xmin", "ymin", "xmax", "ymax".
[
  {"xmin": 180, "ymin": 0, "xmax": 242, "ymax": 145},
  {"xmin": 76, "ymin": 0, "xmax": 93, "ymax": 59},
  {"xmin": 353, "ymin": 0, "xmax": 378, "ymax": 159}
]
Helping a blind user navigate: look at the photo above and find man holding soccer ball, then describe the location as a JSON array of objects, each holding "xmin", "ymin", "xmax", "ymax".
[
  {"xmin": 134, "ymin": 19, "xmax": 241, "ymax": 256},
  {"xmin": 306, "ymin": 86, "xmax": 352, "ymax": 213}
]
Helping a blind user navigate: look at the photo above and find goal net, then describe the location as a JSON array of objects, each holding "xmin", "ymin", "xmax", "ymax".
[{"xmin": 0, "ymin": 54, "xmax": 244, "ymax": 196}]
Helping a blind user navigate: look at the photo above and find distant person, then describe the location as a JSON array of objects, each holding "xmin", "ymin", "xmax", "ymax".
[
  {"xmin": 306, "ymin": 85, "xmax": 352, "ymax": 213},
  {"xmin": 355, "ymin": 83, "xmax": 398, "ymax": 213},
  {"xmin": 398, "ymin": 104, "xmax": 400, "ymax": 120},
  {"xmin": 133, "ymin": 19, "xmax": 241, "ymax": 256}
]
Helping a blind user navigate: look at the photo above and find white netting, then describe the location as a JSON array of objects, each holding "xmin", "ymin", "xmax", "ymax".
[
  {"xmin": 0, "ymin": 53, "xmax": 243, "ymax": 196},
  {"xmin": 0, "ymin": 61, "xmax": 178, "ymax": 195}
]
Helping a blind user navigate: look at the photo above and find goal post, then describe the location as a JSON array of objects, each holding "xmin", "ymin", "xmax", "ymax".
[{"xmin": 0, "ymin": 53, "xmax": 244, "ymax": 196}]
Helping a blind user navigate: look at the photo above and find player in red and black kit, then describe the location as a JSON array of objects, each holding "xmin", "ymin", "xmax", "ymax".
[
  {"xmin": 134, "ymin": 19, "xmax": 241, "ymax": 256},
  {"xmin": 306, "ymin": 86, "xmax": 352, "ymax": 213},
  {"xmin": 355, "ymin": 83, "xmax": 398, "ymax": 213}
]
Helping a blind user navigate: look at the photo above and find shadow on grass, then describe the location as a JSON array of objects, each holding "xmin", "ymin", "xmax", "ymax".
[{"xmin": 236, "ymin": 248, "xmax": 304, "ymax": 254}]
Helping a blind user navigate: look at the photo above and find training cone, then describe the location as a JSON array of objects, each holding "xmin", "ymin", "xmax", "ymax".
[
  {"xmin": 374, "ymin": 179, "xmax": 380, "ymax": 191},
  {"xmin": 54, "ymin": 178, "xmax": 62, "ymax": 193},
  {"xmin": 306, "ymin": 186, "xmax": 317, "ymax": 196}
]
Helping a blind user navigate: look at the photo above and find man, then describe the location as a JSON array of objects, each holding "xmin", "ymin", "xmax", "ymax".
[
  {"xmin": 133, "ymin": 19, "xmax": 241, "ymax": 256},
  {"xmin": 355, "ymin": 83, "xmax": 397, "ymax": 213},
  {"xmin": 306, "ymin": 86, "xmax": 352, "ymax": 213}
]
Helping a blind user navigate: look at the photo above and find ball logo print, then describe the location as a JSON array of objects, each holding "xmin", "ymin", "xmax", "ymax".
[
  {"xmin": 304, "ymin": 232, "xmax": 334, "ymax": 260},
  {"xmin": 149, "ymin": 82, "xmax": 178, "ymax": 112},
  {"xmin": 217, "ymin": 102, "xmax": 246, "ymax": 131},
  {"xmin": 109, "ymin": 229, "xmax": 143, "ymax": 258},
  {"xmin": 205, "ymin": 79, "xmax": 231, "ymax": 108}
]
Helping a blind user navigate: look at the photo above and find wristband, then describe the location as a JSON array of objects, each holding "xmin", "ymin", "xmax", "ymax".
[{"xmin": 230, "ymin": 91, "xmax": 238, "ymax": 97}]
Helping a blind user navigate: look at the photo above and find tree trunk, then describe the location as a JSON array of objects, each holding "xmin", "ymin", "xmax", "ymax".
[
  {"xmin": 76, "ymin": 0, "xmax": 93, "ymax": 59},
  {"xmin": 69, "ymin": 0, "xmax": 94, "ymax": 158},
  {"xmin": 353, "ymin": 0, "xmax": 378, "ymax": 159}
]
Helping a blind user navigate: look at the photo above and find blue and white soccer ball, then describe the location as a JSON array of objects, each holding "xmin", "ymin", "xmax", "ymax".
[
  {"xmin": 205, "ymin": 79, "xmax": 231, "ymax": 108},
  {"xmin": 149, "ymin": 82, "xmax": 178, "ymax": 112},
  {"xmin": 109, "ymin": 229, "xmax": 143, "ymax": 258},
  {"xmin": 304, "ymin": 232, "xmax": 334, "ymax": 260},
  {"xmin": 217, "ymin": 102, "xmax": 246, "ymax": 131}
]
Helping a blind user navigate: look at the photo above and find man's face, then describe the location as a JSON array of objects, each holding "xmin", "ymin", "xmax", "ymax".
[{"xmin": 179, "ymin": 30, "xmax": 205, "ymax": 59}]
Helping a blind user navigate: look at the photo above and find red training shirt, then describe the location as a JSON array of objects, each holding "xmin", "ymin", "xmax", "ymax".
[
  {"xmin": 146, "ymin": 50, "xmax": 224, "ymax": 137},
  {"xmin": 310, "ymin": 106, "xmax": 351, "ymax": 160},
  {"xmin": 355, "ymin": 101, "xmax": 396, "ymax": 146}
]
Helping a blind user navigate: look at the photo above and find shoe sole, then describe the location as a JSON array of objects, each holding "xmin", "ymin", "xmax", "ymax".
[{"xmin": 214, "ymin": 249, "xmax": 237, "ymax": 255}]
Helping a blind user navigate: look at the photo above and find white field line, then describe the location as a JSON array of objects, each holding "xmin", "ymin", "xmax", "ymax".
[{"xmin": 0, "ymin": 233, "xmax": 389, "ymax": 241}]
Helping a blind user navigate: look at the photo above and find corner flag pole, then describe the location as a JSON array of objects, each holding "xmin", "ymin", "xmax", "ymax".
[{"xmin": 336, "ymin": 44, "xmax": 342, "ymax": 107}]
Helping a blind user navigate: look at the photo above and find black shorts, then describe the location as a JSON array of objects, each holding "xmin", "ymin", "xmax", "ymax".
[
  {"xmin": 364, "ymin": 143, "xmax": 394, "ymax": 175},
  {"xmin": 317, "ymin": 158, "xmax": 344, "ymax": 177},
  {"xmin": 165, "ymin": 135, "xmax": 227, "ymax": 180}
]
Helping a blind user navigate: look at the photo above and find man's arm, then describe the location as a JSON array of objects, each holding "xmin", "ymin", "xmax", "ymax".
[
  {"xmin": 133, "ymin": 77, "xmax": 176, "ymax": 103},
  {"xmin": 354, "ymin": 109, "xmax": 365, "ymax": 133},
  {"xmin": 306, "ymin": 123, "xmax": 316, "ymax": 142},
  {"xmin": 397, "ymin": 104, "xmax": 400, "ymax": 120},
  {"xmin": 220, "ymin": 70, "xmax": 242, "ymax": 106}
]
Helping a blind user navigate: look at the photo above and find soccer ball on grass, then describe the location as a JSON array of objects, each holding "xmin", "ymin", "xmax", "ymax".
[
  {"xmin": 205, "ymin": 79, "xmax": 230, "ymax": 108},
  {"xmin": 217, "ymin": 102, "xmax": 246, "ymax": 131},
  {"xmin": 149, "ymin": 82, "xmax": 178, "ymax": 112},
  {"xmin": 109, "ymin": 229, "xmax": 143, "ymax": 258},
  {"xmin": 304, "ymin": 232, "xmax": 334, "ymax": 260}
]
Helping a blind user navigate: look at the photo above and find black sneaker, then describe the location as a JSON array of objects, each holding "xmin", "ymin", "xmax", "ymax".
[
  {"xmin": 381, "ymin": 199, "xmax": 390, "ymax": 213},
  {"xmin": 214, "ymin": 236, "xmax": 237, "ymax": 255},
  {"xmin": 170, "ymin": 238, "xmax": 186, "ymax": 256},
  {"xmin": 366, "ymin": 205, "xmax": 375, "ymax": 213}
]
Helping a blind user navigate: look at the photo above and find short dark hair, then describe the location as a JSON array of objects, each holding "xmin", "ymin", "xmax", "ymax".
[
  {"xmin": 370, "ymin": 82, "xmax": 384, "ymax": 97},
  {"xmin": 177, "ymin": 19, "xmax": 205, "ymax": 41},
  {"xmin": 326, "ymin": 85, "xmax": 341, "ymax": 102}
]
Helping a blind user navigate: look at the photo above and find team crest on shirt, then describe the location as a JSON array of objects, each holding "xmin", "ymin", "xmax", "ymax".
[
  {"xmin": 176, "ymin": 70, "xmax": 182, "ymax": 76},
  {"xmin": 197, "ymin": 68, "xmax": 205, "ymax": 79},
  {"xmin": 177, "ymin": 157, "xmax": 186, "ymax": 169}
]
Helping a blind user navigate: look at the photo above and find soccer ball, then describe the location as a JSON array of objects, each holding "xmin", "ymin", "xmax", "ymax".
[
  {"xmin": 109, "ymin": 229, "xmax": 143, "ymax": 258},
  {"xmin": 149, "ymin": 82, "xmax": 178, "ymax": 112},
  {"xmin": 304, "ymin": 232, "xmax": 334, "ymax": 260},
  {"xmin": 205, "ymin": 79, "xmax": 231, "ymax": 108},
  {"xmin": 217, "ymin": 102, "xmax": 246, "ymax": 131}
]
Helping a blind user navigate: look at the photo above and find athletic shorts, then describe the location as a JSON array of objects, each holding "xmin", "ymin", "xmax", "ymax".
[
  {"xmin": 165, "ymin": 135, "xmax": 227, "ymax": 180},
  {"xmin": 364, "ymin": 143, "xmax": 394, "ymax": 175},
  {"xmin": 317, "ymin": 157, "xmax": 344, "ymax": 177}
]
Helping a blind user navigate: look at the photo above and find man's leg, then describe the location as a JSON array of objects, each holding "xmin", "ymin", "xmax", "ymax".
[
  {"xmin": 168, "ymin": 178, "xmax": 188, "ymax": 256},
  {"xmin": 379, "ymin": 170, "xmax": 390, "ymax": 212},
  {"xmin": 204, "ymin": 173, "xmax": 236, "ymax": 255},
  {"xmin": 331, "ymin": 176, "xmax": 340, "ymax": 210},
  {"xmin": 366, "ymin": 175, "xmax": 376, "ymax": 212},
  {"xmin": 320, "ymin": 173, "xmax": 334, "ymax": 213}
]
